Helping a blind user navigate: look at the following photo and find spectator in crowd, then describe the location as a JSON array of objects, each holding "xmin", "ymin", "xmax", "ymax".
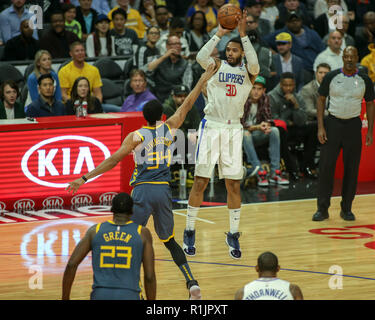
[
  {"xmin": 58, "ymin": 41, "xmax": 103, "ymax": 103},
  {"xmin": 163, "ymin": 84, "xmax": 201, "ymax": 137},
  {"xmin": 86, "ymin": 14, "xmax": 116, "ymax": 58},
  {"xmin": 356, "ymin": 11, "xmax": 375, "ymax": 60},
  {"xmin": 264, "ymin": 11, "xmax": 325, "ymax": 74},
  {"xmin": 245, "ymin": 0, "xmax": 271, "ymax": 37},
  {"xmin": 0, "ymin": 0, "xmax": 38, "ymax": 43},
  {"xmin": 121, "ymin": 69, "xmax": 157, "ymax": 112},
  {"xmin": 314, "ymin": 0, "xmax": 355, "ymax": 40},
  {"xmin": 241, "ymin": 76, "xmax": 289, "ymax": 187},
  {"xmin": 134, "ymin": 26, "xmax": 160, "ymax": 69},
  {"xmin": 3, "ymin": 19, "xmax": 39, "ymax": 61},
  {"xmin": 65, "ymin": 77, "xmax": 103, "ymax": 115},
  {"xmin": 361, "ymin": 43, "xmax": 375, "ymax": 84},
  {"xmin": 140, "ymin": 0, "xmax": 158, "ymax": 28},
  {"xmin": 269, "ymin": 72, "xmax": 318, "ymax": 179},
  {"xmin": 145, "ymin": 35, "xmax": 193, "ymax": 103},
  {"xmin": 62, "ymin": 3, "xmax": 83, "ymax": 39},
  {"xmin": 187, "ymin": 0, "xmax": 218, "ymax": 33},
  {"xmin": 260, "ymin": 0, "xmax": 279, "ymax": 31},
  {"xmin": 110, "ymin": 8, "xmax": 139, "ymax": 56},
  {"xmin": 154, "ymin": 5, "xmax": 170, "ymax": 39},
  {"xmin": 163, "ymin": 83, "xmax": 201, "ymax": 184},
  {"xmin": 39, "ymin": 11, "xmax": 80, "ymax": 59},
  {"xmin": 299, "ymin": 62, "xmax": 331, "ymax": 124},
  {"xmin": 185, "ymin": 11, "xmax": 210, "ymax": 59},
  {"xmin": 26, "ymin": 73, "xmax": 66, "ymax": 118},
  {"xmin": 108, "ymin": 0, "xmax": 146, "ymax": 39},
  {"xmin": 271, "ymin": 32, "xmax": 304, "ymax": 92},
  {"xmin": 322, "ymin": 13, "xmax": 355, "ymax": 50},
  {"xmin": 313, "ymin": 30, "xmax": 343, "ymax": 72},
  {"xmin": 0, "ymin": 80, "xmax": 25, "ymax": 120},
  {"xmin": 70, "ymin": 0, "xmax": 111, "ymax": 16},
  {"xmin": 275, "ymin": 0, "xmax": 313, "ymax": 29},
  {"xmin": 27, "ymin": 50, "xmax": 62, "ymax": 104},
  {"xmin": 156, "ymin": 17, "xmax": 190, "ymax": 58},
  {"xmin": 246, "ymin": 14, "xmax": 276, "ymax": 90},
  {"xmin": 75, "ymin": 0, "xmax": 99, "ymax": 42}
]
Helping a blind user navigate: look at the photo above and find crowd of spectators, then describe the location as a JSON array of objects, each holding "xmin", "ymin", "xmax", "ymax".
[{"xmin": 0, "ymin": 0, "xmax": 374, "ymax": 185}]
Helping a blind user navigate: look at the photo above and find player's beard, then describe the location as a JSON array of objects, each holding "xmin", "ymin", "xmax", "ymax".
[{"xmin": 227, "ymin": 56, "xmax": 242, "ymax": 67}]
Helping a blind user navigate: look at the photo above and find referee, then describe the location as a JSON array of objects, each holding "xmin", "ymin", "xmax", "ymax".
[{"xmin": 312, "ymin": 46, "xmax": 375, "ymax": 221}]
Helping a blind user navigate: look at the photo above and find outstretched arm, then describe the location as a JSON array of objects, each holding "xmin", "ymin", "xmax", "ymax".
[
  {"xmin": 166, "ymin": 63, "xmax": 217, "ymax": 130},
  {"xmin": 196, "ymin": 24, "xmax": 231, "ymax": 70},
  {"xmin": 66, "ymin": 132, "xmax": 142, "ymax": 194},
  {"xmin": 238, "ymin": 10, "xmax": 260, "ymax": 76}
]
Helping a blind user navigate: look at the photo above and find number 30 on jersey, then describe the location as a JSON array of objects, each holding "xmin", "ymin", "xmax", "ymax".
[{"xmin": 226, "ymin": 84, "xmax": 237, "ymax": 97}]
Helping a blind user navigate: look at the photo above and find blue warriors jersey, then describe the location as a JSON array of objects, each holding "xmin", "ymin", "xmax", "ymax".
[
  {"xmin": 130, "ymin": 123, "xmax": 174, "ymax": 186},
  {"xmin": 91, "ymin": 221, "xmax": 143, "ymax": 294}
]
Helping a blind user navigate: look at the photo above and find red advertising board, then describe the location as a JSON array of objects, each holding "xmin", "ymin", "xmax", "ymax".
[{"xmin": 0, "ymin": 113, "xmax": 147, "ymax": 212}]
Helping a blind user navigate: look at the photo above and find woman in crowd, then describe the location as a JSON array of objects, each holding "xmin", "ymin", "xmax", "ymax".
[
  {"xmin": 86, "ymin": 14, "xmax": 116, "ymax": 58},
  {"xmin": 65, "ymin": 77, "xmax": 103, "ymax": 115},
  {"xmin": 185, "ymin": 11, "xmax": 210, "ymax": 58},
  {"xmin": 27, "ymin": 50, "xmax": 62, "ymax": 104}
]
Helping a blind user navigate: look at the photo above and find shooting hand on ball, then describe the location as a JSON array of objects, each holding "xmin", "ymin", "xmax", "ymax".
[{"xmin": 217, "ymin": 23, "xmax": 233, "ymax": 38}]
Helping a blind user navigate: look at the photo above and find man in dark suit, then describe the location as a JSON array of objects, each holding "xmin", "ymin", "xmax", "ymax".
[
  {"xmin": 270, "ymin": 32, "xmax": 305, "ymax": 92},
  {"xmin": 0, "ymin": 80, "xmax": 25, "ymax": 120}
]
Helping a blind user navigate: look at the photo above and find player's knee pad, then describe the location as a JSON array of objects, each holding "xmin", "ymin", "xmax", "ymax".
[{"xmin": 163, "ymin": 238, "xmax": 187, "ymax": 266}]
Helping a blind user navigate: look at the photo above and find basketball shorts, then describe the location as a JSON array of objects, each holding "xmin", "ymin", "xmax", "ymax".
[
  {"xmin": 90, "ymin": 287, "xmax": 142, "ymax": 300},
  {"xmin": 194, "ymin": 117, "xmax": 243, "ymax": 180},
  {"xmin": 131, "ymin": 183, "xmax": 174, "ymax": 242}
]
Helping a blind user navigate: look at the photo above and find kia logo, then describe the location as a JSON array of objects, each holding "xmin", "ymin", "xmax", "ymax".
[
  {"xmin": 21, "ymin": 135, "xmax": 111, "ymax": 188},
  {"xmin": 43, "ymin": 196, "xmax": 64, "ymax": 209},
  {"xmin": 14, "ymin": 199, "xmax": 35, "ymax": 211},
  {"xmin": 100, "ymin": 192, "xmax": 117, "ymax": 205},
  {"xmin": 0, "ymin": 201, "xmax": 6, "ymax": 211},
  {"xmin": 71, "ymin": 194, "xmax": 93, "ymax": 207}
]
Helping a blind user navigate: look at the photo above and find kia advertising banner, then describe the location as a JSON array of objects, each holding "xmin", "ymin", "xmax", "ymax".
[{"xmin": 0, "ymin": 125, "xmax": 122, "ymax": 212}]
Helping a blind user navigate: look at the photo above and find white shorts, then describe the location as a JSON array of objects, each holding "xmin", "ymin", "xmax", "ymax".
[{"xmin": 194, "ymin": 117, "xmax": 243, "ymax": 180}]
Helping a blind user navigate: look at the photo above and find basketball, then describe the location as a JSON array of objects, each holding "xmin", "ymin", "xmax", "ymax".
[{"xmin": 217, "ymin": 4, "xmax": 242, "ymax": 30}]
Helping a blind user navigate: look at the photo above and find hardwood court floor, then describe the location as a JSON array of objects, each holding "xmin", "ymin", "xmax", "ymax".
[{"xmin": 0, "ymin": 194, "xmax": 375, "ymax": 300}]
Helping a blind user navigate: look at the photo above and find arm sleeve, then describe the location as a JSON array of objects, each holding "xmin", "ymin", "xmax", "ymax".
[
  {"xmin": 241, "ymin": 36, "xmax": 260, "ymax": 75},
  {"xmin": 196, "ymin": 34, "xmax": 221, "ymax": 69}
]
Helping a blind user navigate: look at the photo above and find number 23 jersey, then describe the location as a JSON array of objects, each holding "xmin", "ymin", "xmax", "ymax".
[{"xmin": 204, "ymin": 60, "xmax": 253, "ymax": 121}]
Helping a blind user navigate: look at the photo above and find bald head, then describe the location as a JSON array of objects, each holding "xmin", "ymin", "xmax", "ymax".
[
  {"xmin": 342, "ymin": 46, "xmax": 358, "ymax": 73},
  {"xmin": 257, "ymin": 252, "xmax": 279, "ymax": 274}
]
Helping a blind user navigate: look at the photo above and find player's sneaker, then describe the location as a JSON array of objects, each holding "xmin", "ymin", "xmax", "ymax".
[
  {"xmin": 187, "ymin": 280, "xmax": 202, "ymax": 300},
  {"xmin": 183, "ymin": 229, "xmax": 196, "ymax": 256},
  {"xmin": 269, "ymin": 170, "xmax": 289, "ymax": 185},
  {"xmin": 257, "ymin": 170, "xmax": 269, "ymax": 187},
  {"xmin": 225, "ymin": 232, "xmax": 242, "ymax": 259}
]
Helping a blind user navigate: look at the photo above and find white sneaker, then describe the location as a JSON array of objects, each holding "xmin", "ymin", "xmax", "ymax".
[{"xmin": 189, "ymin": 285, "xmax": 202, "ymax": 300}]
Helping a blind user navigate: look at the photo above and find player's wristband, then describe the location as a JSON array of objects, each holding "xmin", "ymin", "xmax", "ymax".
[{"xmin": 81, "ymin": 175, "xmax": 88, "ymax": 182}]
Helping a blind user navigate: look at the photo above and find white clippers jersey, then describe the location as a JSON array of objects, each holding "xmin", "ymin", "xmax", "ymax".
[
  {"xmin": 243, "ymin": 278, "xmax": 294, "ymax": 300},
  {"xmin": 204, "ymin": 60, "xmax": 252, "ymax": 121}
]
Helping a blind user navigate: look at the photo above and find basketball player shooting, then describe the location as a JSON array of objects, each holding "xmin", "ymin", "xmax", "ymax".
[{"xmin": 183, "ymin": 10, "xmax": 260, "ymax": 260}]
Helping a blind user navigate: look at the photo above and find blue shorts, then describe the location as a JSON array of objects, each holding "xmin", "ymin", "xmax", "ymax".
[
  {"xmin": 90, "ymin": 287, "xmax": 142, "ymax": 300},
  {"xmin": 131, "ymin": 183, "xmax": 174, "ymax": 242}
]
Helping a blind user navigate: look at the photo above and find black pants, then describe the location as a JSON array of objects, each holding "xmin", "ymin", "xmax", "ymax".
[
  {"xmin": 287, "ymin": 122, "xmax": 318, "ymax": 170},
  {"xmin": 317, "ymin": 115, "xmax": 362, "ymax": 212}
]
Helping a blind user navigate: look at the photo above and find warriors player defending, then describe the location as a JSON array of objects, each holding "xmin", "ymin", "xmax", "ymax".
[{"xmin": 183, "ymin": 11, "xmax": 259, "ymax": 259}]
